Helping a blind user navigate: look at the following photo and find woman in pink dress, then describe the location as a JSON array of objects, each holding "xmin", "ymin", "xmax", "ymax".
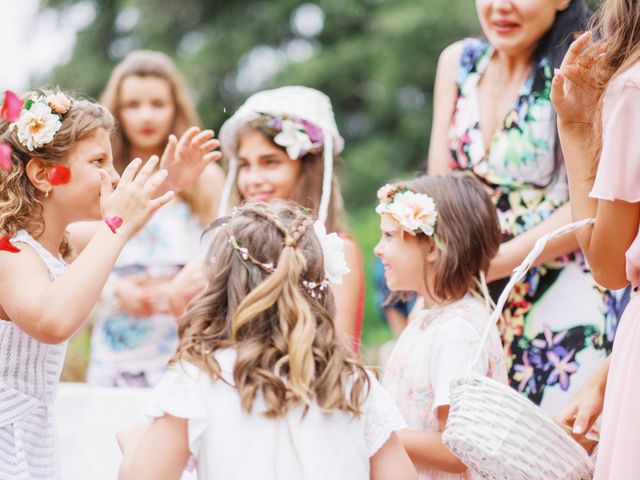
[{"xmin": 551, "ymin": 4, "xmax": 640, "ymax": 476}]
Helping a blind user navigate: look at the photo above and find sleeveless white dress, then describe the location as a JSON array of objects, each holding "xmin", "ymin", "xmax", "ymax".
[{"xmin": 0, "ymin": 230, "xmax": 67, "ymax": 480}]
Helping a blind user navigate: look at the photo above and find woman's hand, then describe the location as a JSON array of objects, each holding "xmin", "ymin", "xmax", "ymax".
[
  {"xmin": 555, "ymin": 356, "xmax": 609, "ymax": 442},
  {"xmin": 160, "ymin": 126, "xmax": 222, "ymax": 193},
  {"xmin": 551, "ymin": 31, "xmax": 607, "ymax": 126},
  {"xmin": 100, "ymin": 155, "xmax": 174, "ymax": 238}
]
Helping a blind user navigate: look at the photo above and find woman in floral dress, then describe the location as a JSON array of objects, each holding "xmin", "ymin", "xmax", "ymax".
[{"xmin": 427, "ymin": 0, "xmax": 628, "ymax": 413}]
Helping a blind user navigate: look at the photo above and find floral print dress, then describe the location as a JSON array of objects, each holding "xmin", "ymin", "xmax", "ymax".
[
  {"xmin": 447, "ymin": 38, "xmax": 627, "ymax": 414},
  {"xmin": 87, "ymin": 200, "xmax": 203, "ymax": 387}
]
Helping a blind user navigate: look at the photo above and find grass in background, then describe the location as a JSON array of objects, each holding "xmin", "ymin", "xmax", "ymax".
[{"xmin": 349, "ymin": 205, "xmax": 394, "ymax": 349}]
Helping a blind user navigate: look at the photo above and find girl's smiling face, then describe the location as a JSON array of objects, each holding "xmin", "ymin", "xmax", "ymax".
[
  {"xmin": 236, "ymin": 128, "xmax": 301, "ymax": 203},
  {"xmin": 374, "ymin": 214, "xmax": 428, "ymax": 294}
]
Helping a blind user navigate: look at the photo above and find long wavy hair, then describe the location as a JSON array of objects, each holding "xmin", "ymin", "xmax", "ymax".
[
  {"xmin": 0, "ymin": 90, "xmax": 114, "ymax": 256},
  {"xmin": 171, "ymin": 201, "xmax": 368, "ymax": 417},
  {"xmin": 586, "ymin": 0, "xmax": 640, "ymax": 167},
  {"xmin": 100, "ymin": 50, "xmax": 200, "ymax": 172}
]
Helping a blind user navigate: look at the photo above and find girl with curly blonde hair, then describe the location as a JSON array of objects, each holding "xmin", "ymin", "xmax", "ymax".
[{"xmin": 118, "ymin": 201, "xmax": 415, "ymax": 480}]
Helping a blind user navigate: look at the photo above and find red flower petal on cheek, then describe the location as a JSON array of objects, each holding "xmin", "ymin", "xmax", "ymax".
[
  {"xmin": 0, "ymin": 236, "xmax": 20, "ymax": 253},
  {"xmin": 0, "ymin": 143, "xmax": 12, "ymax": 172},
  {"xmin": 48, "ymin": 164, "xmax": 71, "ymax": 185},
  {"xmin": 0, "ymin": 91, "xmax": 23, "ymax": 122},
  {"xmin": 104, "ymin": 216, "xmax": 123, "ymax": 234}
]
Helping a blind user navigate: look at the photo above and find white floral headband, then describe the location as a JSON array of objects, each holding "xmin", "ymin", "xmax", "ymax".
[
  {"xmin": 226, "ymin": 219, "xmax": 350, "ymax": 298},
  {"xmin": 11, "ymin": 92, "xmax": 72, "ymax": 151},
  {"xmin": 375, "ymin": 184, "xmax": 438, "ymax": 237},
  {"xmin": 257, "ymin": 113, "xmax": 324, "ymax": 160}
]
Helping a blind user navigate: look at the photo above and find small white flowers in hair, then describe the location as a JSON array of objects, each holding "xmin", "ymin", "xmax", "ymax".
[
  {"xmin": 14, "ymin": 92, "xmax": 71, "ymax": 151},
  {"xmin": 313, "ymin": 220, "xmax": 350, "ymax": 285},
  {"xmin": 273, "ymin": 119, "xmax": 314, "ymax": 160},
  {"xmin": 375, "ymin": 185, "xmax": 438, "ymax": 236}
]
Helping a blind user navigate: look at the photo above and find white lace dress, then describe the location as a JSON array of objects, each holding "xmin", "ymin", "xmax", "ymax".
[
  {"xmin": 0, "ymin": 231, "xmax": 68, "ymax": 479},
  {"xmin": 146, "ymin": 348, "xmax": 407, "ymax": 479}
]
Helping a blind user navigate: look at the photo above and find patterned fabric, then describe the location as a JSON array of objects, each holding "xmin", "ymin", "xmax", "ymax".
[
  {"xmin": 383, "ymin": 295, "xmax": 507, "ymax": 480},
  {"xmin": 447, "ymin": 38, "xmax": 626, "ymax": 413},
  {"xmin": 87, "ymin": 201, "xmax": 203, "ymax": 388},
  {"xmin": 0, "ymin": 231, "xmax": 68, "ymax": 479}
]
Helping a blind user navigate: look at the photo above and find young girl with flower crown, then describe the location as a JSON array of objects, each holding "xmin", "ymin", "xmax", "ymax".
[
  {"xmin": 118, "ymin": 201, "xmax": 415, "ymax": 480},
  {"xmin": 171, "ymin": 86, "xmax": 365, "ymax": 351},
  {"xmin": 376, "ymin": 173, "xmax": 508, "ymax": 479},
  {"xmin": 0, "ymin": 89, "xmax": 182, "ymax": 479}
]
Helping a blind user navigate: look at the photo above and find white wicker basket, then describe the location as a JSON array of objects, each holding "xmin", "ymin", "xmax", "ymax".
[{"xmin": 442, "ymin": 218, "xmax": 596, "ymax": 480}]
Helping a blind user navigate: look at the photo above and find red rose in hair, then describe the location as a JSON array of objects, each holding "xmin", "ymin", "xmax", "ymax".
[
  {"xmin": 0, "ymin": 143, "xmax": 12, "ymax": 172},
  {"xmin": 47, "ymin": 164, "xmax": 71, "ymax": 185}
]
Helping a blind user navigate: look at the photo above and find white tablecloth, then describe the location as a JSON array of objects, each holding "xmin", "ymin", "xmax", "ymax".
[{"xmin": 55, "ymin": 382, "xmax": 195, "ymax": 480}]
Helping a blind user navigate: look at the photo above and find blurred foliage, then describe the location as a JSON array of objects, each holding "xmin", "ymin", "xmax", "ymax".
[
  {"xmin": 43, "ymin": 0, "xmax": 480, "ymax": 348},
  {"xmin": 43, "ymin": 0, "xmax": 481, "ymax": 208}
]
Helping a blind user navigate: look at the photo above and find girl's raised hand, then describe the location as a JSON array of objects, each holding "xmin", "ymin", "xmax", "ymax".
[
  {"xmin": 160, "ymin": 126, "xmax": 222, "ymax": 192},
  {"xmin": 551, "ymin": 31, "xmax": 608, "ymax": 125},
  {"xmin": 100, "ymin": 155, "xmax": 175, "ymax": 238}
]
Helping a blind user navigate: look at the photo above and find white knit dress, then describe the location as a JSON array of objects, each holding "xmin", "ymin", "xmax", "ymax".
[{"xmin": 0, "ymin": 231, "xmax": 67, "ymax": 479}]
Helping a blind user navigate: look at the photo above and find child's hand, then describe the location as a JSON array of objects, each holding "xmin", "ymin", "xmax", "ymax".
[
  {"xmin": 100, "ymin": 155, "xmax": 174, "ymax": 238},
  {"xmin": 160, "ymin": 126, "xmax": 222, "ymax": 193},
  {"xmin": 551, "ymin": 31, "xmax": 608, "ymax": 126}
]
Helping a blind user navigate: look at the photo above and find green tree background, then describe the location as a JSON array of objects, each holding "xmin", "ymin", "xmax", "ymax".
[{"xmin": 42, "ymin": 0, "xmax": 482, "ymax": 349}]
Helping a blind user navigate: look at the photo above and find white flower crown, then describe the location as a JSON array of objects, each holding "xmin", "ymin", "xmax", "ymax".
[
  {"xmin": 226, "ymin": 219, "xmax": 350, "ymax": 297},
  {"xmin": 12, "ymin": 92, "xmax": 71, "ymax": 151},
  {"xmin": 375, "ymin": 184, "xmax": 438, "ymax": 236}
]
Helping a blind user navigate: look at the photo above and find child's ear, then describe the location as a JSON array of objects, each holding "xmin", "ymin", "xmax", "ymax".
[
  {"xmin": 425, "ymin": 237, "xmax": 439, "ymax": 262},
  {"xmin": 25, "ymin": 158, "xmax": 52, "ymax": 195}
]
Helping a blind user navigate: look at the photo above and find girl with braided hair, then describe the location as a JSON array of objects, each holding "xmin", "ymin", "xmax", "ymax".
[{"xmin": 118, "ymin": 201, "xmax": 415, "ymax": 480}]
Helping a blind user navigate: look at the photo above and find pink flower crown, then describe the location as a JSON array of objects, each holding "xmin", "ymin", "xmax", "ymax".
[
  {"xmin": 256, "ymin": 113, "xmax": 324, "ymax": 160},
  {"xmin": 375, "ymin": 184, "xmax": 438, "ymax": 237}
]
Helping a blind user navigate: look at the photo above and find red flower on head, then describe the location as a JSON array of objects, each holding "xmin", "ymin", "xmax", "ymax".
[
  {"xmin": 0, "ymin": 236, "xmax": 20, "ymax": 253},
  {"xmin": 0, "ymin": 91, "xmax": 23, "ymax": 122},
  {"xmin": 48, "ymin": 164, "xmax": 71, "ymax": 185},
  {"xmin": 0, "ymin": 143, "xmax": 12, "ymax": 172}
]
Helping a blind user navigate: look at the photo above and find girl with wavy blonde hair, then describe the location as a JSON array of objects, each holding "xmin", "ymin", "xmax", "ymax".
[{"xmin": 118, "ymin": 201, "xmax": 415, "ymax": 480}]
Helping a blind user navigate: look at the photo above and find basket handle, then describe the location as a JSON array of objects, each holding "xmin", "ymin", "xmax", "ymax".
[{"xmin": 470, "ymin": 217, "xmax": 595, "ymax": 369}]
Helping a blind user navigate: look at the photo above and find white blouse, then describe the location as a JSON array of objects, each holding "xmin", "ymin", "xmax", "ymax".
[{"xmin": 146, "ymin": 348, "xmax": 406, "ymax": 479}]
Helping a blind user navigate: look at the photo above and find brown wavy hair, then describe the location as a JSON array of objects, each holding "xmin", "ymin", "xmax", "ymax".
[
  {"xmin": 171, "ymin": 201, "xmax": 369, "ymax": 417},
  {"xmin": 230, "ymin": 125, "xmax": 346, "ymax": 234},
  {"xmin": 396, "ymin": 173, "xmax": 501, "ymax": 302},
  {"xmin": 100, "ymin": 50, "xmax": 200, "ymax": 172},
  {"xmin": 0, "ymin": 90, "xmax": 115, "ymax": 256}
]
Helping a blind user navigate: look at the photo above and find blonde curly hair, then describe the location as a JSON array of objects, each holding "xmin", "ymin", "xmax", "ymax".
[
  {"xmin": 0, "ymin": 89, "xmax": 114, "ymax": 255},
  {"xmin": 172, "ymin": 201, "xmax": 369, "ymax": 417}
]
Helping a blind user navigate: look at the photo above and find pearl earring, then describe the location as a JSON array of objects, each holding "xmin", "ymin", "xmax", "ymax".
[{"xmin": 44, "ymin": 190, "xmax": 50, "ymax": 198}]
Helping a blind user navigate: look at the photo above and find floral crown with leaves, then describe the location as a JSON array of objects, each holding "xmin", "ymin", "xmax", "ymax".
[
  {"xmin": 224, "ymin": 214, "xmax": 350, "ymax": 298},
  {"xmin": 10, "ymin": 91, "xmax": 72, "ymax": 152},
  {"xmin": 256, "ymin": 113, "xmax": 324, "ymax": 160},
  {"xmin": 375, "ymin": 184, "xmax": 438, "ymax": 237}
]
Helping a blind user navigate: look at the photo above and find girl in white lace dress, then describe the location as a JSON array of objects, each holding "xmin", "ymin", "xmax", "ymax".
[
  {"xmin": 0, "ymin": 89, "xmax": 210, "ymax": 480},
  {"xmin": 375, "ymin": 174, "xmax": 508, "ymax": 479},
  {"xmin": 118, "ymin": 202, "xmax": 416, "ymax": 480}
]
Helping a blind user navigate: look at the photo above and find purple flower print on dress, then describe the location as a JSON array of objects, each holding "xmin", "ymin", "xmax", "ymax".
[
  {"xmin": 513, "ymin": 351, "xmax": 537, "ymax": 394},
  {"xmin": 546, "ymin": 349, "xmax": 579, "ymax": 390}
]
